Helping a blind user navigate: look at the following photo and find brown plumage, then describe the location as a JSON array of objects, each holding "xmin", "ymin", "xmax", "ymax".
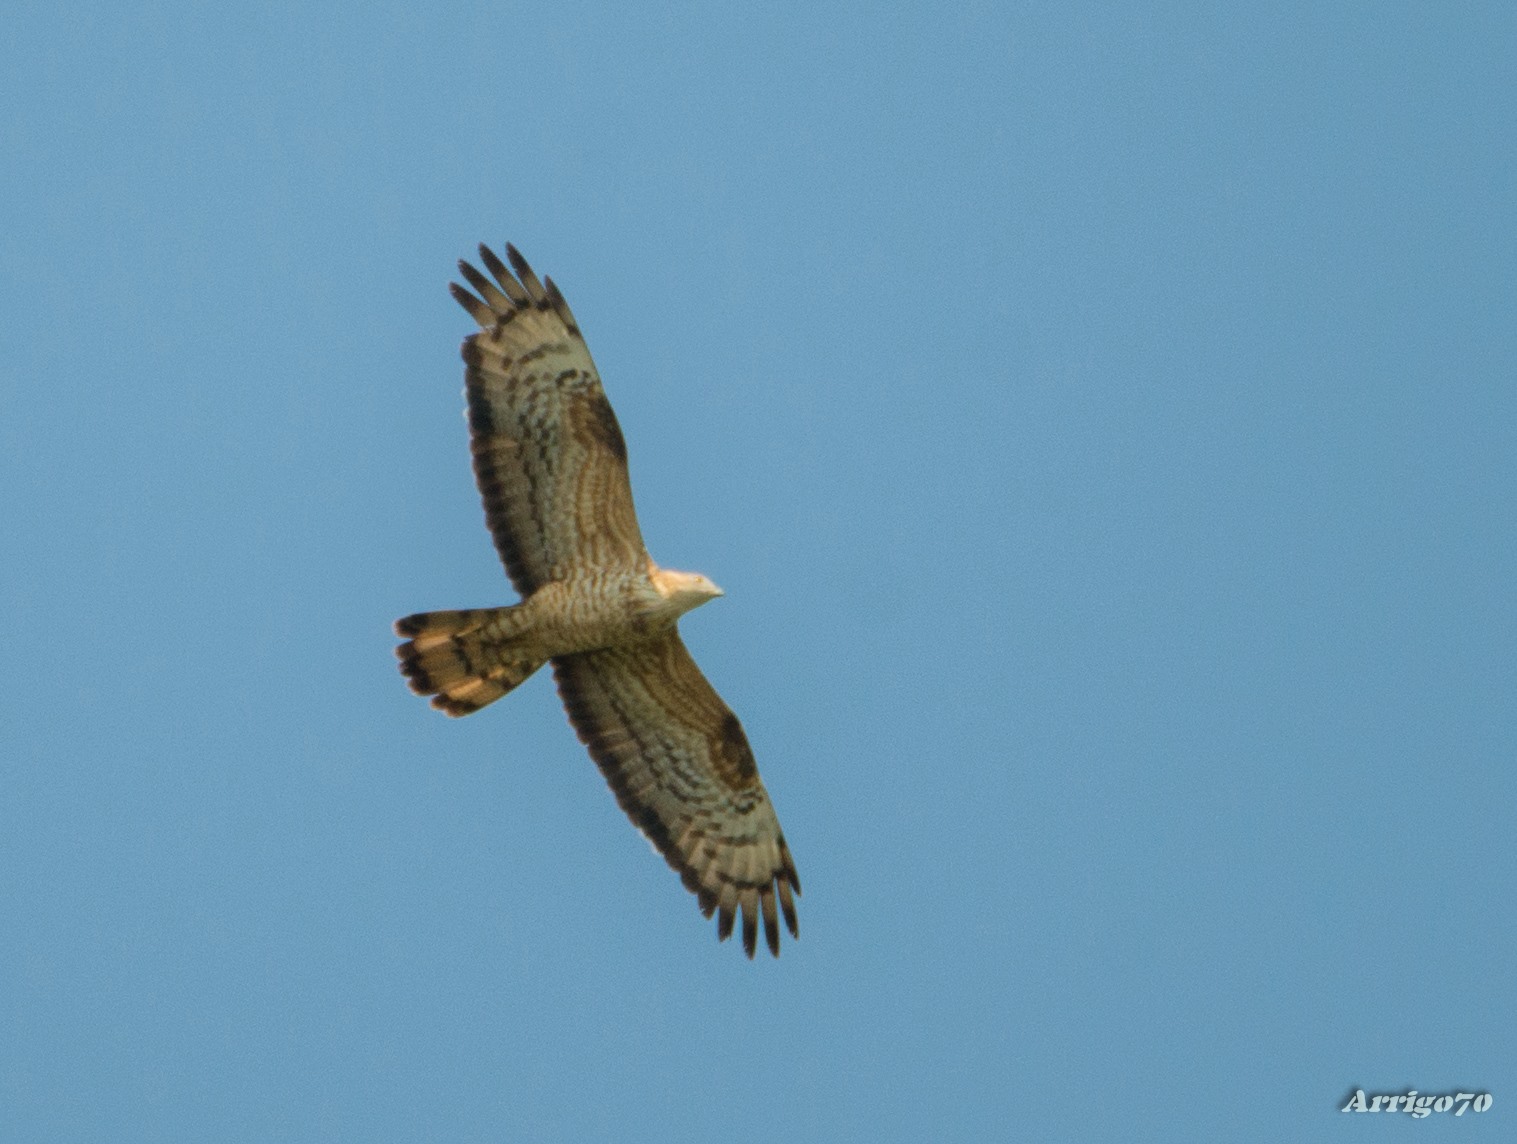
[{"xmin": 396, "ymin": 244, "xmax": 799, "ymax": 957}]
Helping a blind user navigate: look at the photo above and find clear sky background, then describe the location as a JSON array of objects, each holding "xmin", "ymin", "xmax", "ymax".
[{"xmin": 3, "ymin": 4, "xmax": 1513, "ymax": 1141}]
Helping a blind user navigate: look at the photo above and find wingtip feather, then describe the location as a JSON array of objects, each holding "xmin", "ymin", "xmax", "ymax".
[
  {"xmin": 740, "ymin": 896, "xmax": 758, "ymax": 959},
  {"xmin": 457, "ymin": 260, "xmax": 510, "ymax": 314},
  {"xmin": 477, "ymin": 243, "xmax": 508, "ymax": 281},
  {"xmin": 761, "ymin": 885, "xmax": 780, "ymax": 957},
  {"xmin": 543, "ymin": 276, "xmax": 581, "ymax": 335},
  {"xmin": 778, "ymin": 877, "xmax": 799, "ymax": 939},
  {"xmin": 449, "ymin": 282, "xmax": 492, "ymax": 327},
  {"xmin": 478, "ymin": 244, "xmax": 530, "ymax": 305},
  {"xmin": 504, "ymin": 244, "xmax": 546, "ymax": 300}
]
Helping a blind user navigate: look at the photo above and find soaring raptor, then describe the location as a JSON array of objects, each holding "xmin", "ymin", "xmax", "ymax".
[{"xmin": 395, "ymin": 244, "xmax": 800, "ymax": 957}]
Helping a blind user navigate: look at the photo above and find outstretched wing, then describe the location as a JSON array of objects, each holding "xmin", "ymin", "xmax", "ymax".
[
  {"xmin": 450, "ymin": 245, "xmax": 647, "ymax": 595},
  {"xmin": 552, "ymin": 631, "xmax": 801, "ymax": 958}
]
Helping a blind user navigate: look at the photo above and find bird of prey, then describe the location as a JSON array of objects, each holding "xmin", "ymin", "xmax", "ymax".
[{"xmin": 395, "ymin": 244, "xmax": 800, "ymax": 957}]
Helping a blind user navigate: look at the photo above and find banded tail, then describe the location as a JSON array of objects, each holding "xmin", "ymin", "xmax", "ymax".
[{"xmin": 394, "ymin": 606, "xmax": 545, "ymax": 716}]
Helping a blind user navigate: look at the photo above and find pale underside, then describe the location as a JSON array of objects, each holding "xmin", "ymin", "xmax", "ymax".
[{"xmin": 394, "ymin": 244, "xmax": 799, "ymax": 957}]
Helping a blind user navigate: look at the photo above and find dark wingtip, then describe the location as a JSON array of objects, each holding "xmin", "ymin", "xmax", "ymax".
[
  {"xmin": 741, "ymin": 907, "xmax": 757, "ymax": 959},
  {"xmin": 449, "ymin": 282, "xmax": 490, "ymax": 326},
  {"xmin": 478, "ymin": 244, "xmax": 509, "ymax": 280},
  {"xmin": 543, "ymin": 276, "xmax": 580, "ymax": 335},
  {"xmin": 780, "ymin": 885, "xmax": 799, "ymax": 940},
  {"xmin": 501, "ymin": 244, "xmax": 547, "ymax": 302},
  {"xmin": 697, "ymin": 888, "xmax": 718, "ymax": 919},
  {"xmin": 430, "ymin": 695, "xmax": 475, "ymax": 718}
]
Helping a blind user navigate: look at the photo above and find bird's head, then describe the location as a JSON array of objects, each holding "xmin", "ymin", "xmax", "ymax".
[{"xmin": 650, "ymin": 566, "xmax": 724, "ymax": 617}]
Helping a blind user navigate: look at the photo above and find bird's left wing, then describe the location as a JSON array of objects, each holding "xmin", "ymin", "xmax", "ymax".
[{"xmin": 551, "ymin": 631, "xmax": 801, "ymax": 957}]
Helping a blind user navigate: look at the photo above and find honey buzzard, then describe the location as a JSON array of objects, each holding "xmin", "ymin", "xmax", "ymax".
[{"xmin": 395, "ymin": 245, "xmax": 800, "ymax": 957}]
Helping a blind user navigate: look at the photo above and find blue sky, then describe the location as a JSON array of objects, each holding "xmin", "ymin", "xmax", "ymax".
[{"xmin": 3, "ymin": 4, "xmax": 1513, "ymax": 1140}]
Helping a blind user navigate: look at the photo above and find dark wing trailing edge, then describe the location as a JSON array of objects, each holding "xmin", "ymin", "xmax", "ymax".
[
  {"xmin": 552, "ymin": 631, "xmax": 801, "ymax": 958},
  {"xmin": 450, "ymin": 245, "xmax": 648, "ymax": 596}
]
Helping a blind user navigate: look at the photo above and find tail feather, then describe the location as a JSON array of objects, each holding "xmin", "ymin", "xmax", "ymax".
[{"xmin": 394, "ymin": 606, "xmax": 544, "ymax": 717}]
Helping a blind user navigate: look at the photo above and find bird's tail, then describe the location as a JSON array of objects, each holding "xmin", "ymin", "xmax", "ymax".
[{"xmin": 394, "ymin": 606, "xmax": 545, "ymax": 716}]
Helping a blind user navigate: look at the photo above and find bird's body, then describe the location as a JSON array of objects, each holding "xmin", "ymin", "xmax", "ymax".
[{"xmin": 395, "ymin": 244, "xmax": 799, "ymax": 957}]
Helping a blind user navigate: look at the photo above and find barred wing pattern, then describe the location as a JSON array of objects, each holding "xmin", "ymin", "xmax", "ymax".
[
  {"xmin": 452, "ymin": 244, "xmax": 647, "ymax": 594},
  {"xmin": 553, "ymin": 632, "xmax": 800, "ymax": 957}
]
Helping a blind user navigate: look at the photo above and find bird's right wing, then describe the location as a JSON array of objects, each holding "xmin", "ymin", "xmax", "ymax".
[{"xmin": 450, "ymin": 244, "xmax": 648, "ymax": 595}]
